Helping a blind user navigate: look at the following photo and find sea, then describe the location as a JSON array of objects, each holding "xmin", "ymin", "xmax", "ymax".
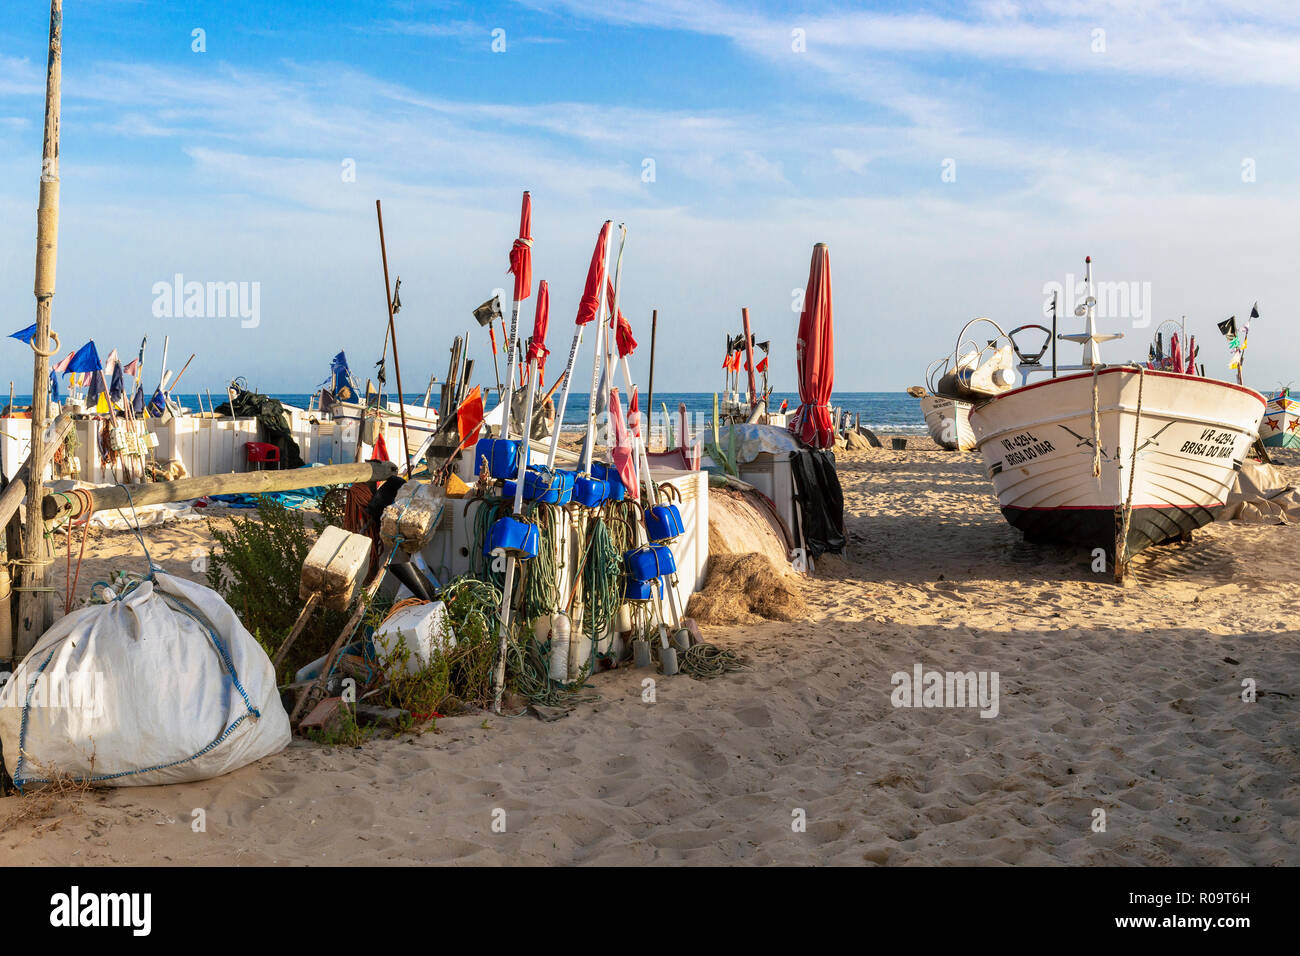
[{"xmin": 19, "ymin": 390, "xmax": 926, "ymax": 434}]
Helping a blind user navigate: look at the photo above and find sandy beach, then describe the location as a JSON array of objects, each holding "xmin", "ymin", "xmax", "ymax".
[{"xmin": 3, "ymin": 440, "xmax": 1296, "ymax": 866}]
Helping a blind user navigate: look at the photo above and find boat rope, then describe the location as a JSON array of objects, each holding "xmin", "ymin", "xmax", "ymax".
[
  {"xmin": 1115, "ymin": 365, "xmax": 1145, "ymax": 583},
  {"xmin": 1090, "ymin": 366, "xmax": 1102, "ymax": 479}
]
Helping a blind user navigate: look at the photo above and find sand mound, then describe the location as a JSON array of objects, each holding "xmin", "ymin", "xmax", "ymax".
[{"xmin": 686, "ymin": 552, "xmax": 808, "ymax": 626}]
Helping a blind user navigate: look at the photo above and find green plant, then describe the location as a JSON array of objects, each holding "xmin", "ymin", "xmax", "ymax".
[
  {"xmin": 306, "ymin": 701, "xmax": 370, "ymax": 747},
  {"xmin": 205, "ymin": 496, "xmax": 349, "ymax": 680}
]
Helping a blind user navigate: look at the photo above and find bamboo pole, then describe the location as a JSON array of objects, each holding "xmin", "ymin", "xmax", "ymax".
[
  {"xmin": 375, "ymin": 200, "xmax": 412, "ymax": 475},
  {"xmin": 18, "ymin": 0, "xmax": 63, "ymax": 655},
  {"xmin": 43, "ymin": 460, "xmax": 396, "ymax": 522}
]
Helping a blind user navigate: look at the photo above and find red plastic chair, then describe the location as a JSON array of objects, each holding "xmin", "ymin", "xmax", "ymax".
[{"xmin": 245, "ymin": 441, "xmax": 280, "ymax": 470}]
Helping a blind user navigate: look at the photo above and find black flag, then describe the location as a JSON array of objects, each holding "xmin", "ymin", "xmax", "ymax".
[
  {"xmin": 1250, "ymin": 302, "xmax": 1259, "ymax": 320},
  {"xmin": 1217, "ymin": 316, "xmax": 1236, "ymax": 342}
]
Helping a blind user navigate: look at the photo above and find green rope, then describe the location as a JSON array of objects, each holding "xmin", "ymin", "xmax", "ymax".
[
  {"xmin": 678, "ymin": 642, "xmax": 747, "ymax": 680},
  {"xmin": 579, "ymin": 513, "xmax": 622, "ymax": 646},
  {"xmin": 522, "ymin": 503, "xmax": 561, "ymax": 623}
]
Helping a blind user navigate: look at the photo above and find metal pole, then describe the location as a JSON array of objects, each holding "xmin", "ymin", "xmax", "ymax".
[
  {"xmin": 18, "ymin": 0, "xmax": 63, "ymax": 653},
  {"xmin": 375, "ymin": 200, "xmax": 412, "ymax": 474}
]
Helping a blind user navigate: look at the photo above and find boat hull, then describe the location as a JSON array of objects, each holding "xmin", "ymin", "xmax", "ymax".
[
  {"xmin": 920, "ymin": 394, "xmax": 976, "ymax": 451},
  {"xmin": 969, "ymin": 368, "xmax": 1264, "ymax": 555},
  {"xmin": 1259, "ymin": 393, "xmax": 1300, "ymax": 448}
]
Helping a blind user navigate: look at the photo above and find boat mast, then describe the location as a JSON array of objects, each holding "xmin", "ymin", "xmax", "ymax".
[{"xmin": 1058, "ymin": 255, "xmax": 1122, "ymax": 367}]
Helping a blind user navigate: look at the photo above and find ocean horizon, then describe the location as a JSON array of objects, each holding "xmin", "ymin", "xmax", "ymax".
[{"xmin": 15, "ymin": 389, "xmax": 929, "ymax": 435}]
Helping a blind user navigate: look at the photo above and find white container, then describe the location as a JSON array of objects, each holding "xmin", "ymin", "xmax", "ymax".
[{"xmin": 373, "ymin": 601, "xmax": 453, "ymax": 676}]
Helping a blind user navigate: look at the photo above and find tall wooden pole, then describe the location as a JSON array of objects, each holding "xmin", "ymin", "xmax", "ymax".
[
  {"xmin": 375, "ymin": 200, "xmax": 413, "ymax": 475},
  {"xmin": 646, "ymin": 309, "xmax": 658, "ymax": 450},
  {"xmin": 18, "ymin": 0, "xmax": 63, "ymax": 654}
]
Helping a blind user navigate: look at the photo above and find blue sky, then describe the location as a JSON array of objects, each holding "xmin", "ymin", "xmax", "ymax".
[{"xmin": 2, "ymin": 0, "xmax": 1299, "ymax": 395}]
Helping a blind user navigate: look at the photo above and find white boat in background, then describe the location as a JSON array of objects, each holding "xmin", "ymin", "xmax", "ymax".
[
  {"xmin": 968, "ymin": 257, "xmax": 1265, "ymax": 565},
  {"xmin": 914, "ymin": 317, "xmax": 1017, "ymax": 451},
  {"xmin": 919, "ymin": 393, "xmax": 975, "ymax": 451},
  {"xmin": 1259, "ymin": 387, "xmax": 1300, "ymax": 449}
]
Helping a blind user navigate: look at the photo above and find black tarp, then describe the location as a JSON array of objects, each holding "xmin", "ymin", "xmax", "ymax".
[
  {"xmin": 790, "ymin": 448, "xmax": 845, "ymax": 558},
  {"xmin": 215, "ymin": 387, "xmax": 305, "ymax": 469}
]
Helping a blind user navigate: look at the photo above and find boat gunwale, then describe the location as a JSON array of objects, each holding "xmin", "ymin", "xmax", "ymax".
[{"xmin": 976, "ymin": 365, "xmax": 1265, "ymax": 408}]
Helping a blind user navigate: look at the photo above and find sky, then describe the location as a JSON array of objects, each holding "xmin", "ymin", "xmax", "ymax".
[{"xmin": 2, "ymin": 0, "xmax": 1299, "ymax": 396}]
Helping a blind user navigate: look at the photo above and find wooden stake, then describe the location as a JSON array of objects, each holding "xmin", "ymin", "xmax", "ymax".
[
  {"xmin": 375, "ymin": 200, "xmax": 412, "ymax": 475},
  {"xmin": 18, "ymin": 0, "xmax": 63, "ymax": 655}
]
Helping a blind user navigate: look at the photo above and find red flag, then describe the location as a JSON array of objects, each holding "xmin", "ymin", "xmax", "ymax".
[
  {"xmin": 370, "ymin": 433, "xmax": 391, "ymax": 463},
  {"xmin": 527, "ymin": 280, "xmax": 551, "ymax": 367},
  {"xmin": 53, "ymin": 351, "xmax": 75, "ymax": 374},
  {"xmin": 629, "ymin": 386, "xmax": 641, "ymax": 439},
  {"xmin": 609, "ymin": 387, "xmax": 638, "ymax": 494},
  {"xmin": 604, "ymin": 278, "xmax": 637, "ymax": 356},
  {"xmin": 508, "ymin": 191, "xmax": 533, "ymax": 302},
  {"xmin": 575, "ymin": 221, "xmax": 612, "ymax": 325},
  {"xmin": 615, "ymin": 312, "xmax": 637, "ymax": 358},
  {"xmin": 756, "ymin": 356, "xmax": 768, "ymax": 373},
  {"xmin": 457, "ymin": 385, "xmax": 485, "ymax": 444},
  {"xmin": 1185, "ymin": 336, "xmax": 1197, "ymax": 375}
]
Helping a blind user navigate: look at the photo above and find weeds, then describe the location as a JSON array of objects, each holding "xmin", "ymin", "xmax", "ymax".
[{"xmin": 205, "ymin": 496, "xmax": 348, "ymax": 680}]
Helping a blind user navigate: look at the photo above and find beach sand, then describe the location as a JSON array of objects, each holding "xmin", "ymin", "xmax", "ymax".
[{"xmin": 3, "ymin": 442, "xmax": 1298, "ymax": 865}]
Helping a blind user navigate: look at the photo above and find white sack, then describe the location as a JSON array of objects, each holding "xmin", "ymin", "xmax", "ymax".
[{"xmin": 0, "ymin": 572, "xmax": 290, "ymax": 788}]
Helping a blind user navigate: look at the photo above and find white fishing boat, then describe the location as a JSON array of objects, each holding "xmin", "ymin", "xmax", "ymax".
[
  {"xmin": 968, "ymin": 257, "xmax": 1265, "ymax": 563},
  {"xmin": 915, "ymin": 318, "xmax": 1018, "ymax": 451},
  {"xmin": 1259, "ymin": 388, "xmax": 1300, "ymax": 449},
  {"xmin": 919, "ymin": 393, "xmax": 975, "ymax": 451}
]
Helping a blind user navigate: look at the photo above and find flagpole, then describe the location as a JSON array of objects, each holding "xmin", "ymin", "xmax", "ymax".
[
  {"xmin": 579, "ymin": 228, "xmax": 614, "ymax": 473},
  {"xmin": 18, "ymin": 0, "xmax": 63, "ymax": 655},
  {"xmin": 375, "ymin": 200, "xmax": 412, "ymax": 474},
  {"xmin": 605, "ymin": 225, "xmax": 627, "ymax": 466},
  {"xmin": 646, "ymin": 310, "xmax": 658, "ymax": 449}
]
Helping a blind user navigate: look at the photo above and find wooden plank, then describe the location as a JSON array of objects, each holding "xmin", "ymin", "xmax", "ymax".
[{"xmin": 43, "ymin": 459, "xmax": 397, "ymax": 521}]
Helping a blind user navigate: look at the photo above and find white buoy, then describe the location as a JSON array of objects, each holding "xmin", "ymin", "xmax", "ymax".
[
  {"xmin": 616, "ymin": 603, "xmax": 632, "ymax": 634},
  {"xmin": 548, "ymin": 612, "xmax": 571, "ymax": 682}
]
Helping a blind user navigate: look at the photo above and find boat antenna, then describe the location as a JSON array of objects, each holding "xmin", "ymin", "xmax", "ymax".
[{"xmin": 1050, "ymin": 289, "xmax": 1058, "ymax": 379}]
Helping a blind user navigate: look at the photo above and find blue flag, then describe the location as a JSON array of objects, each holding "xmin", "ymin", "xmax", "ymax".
[
  {"xmin": 9, "ymin": 323, "xmax": 37, "ymax": 344},
  {"xmin": 109, "ymin": 361, "xmax": 126, "ymax": 401},
  {"xmin": 147, "ymin": 387, "xmax": 167, "ymax": 418},
  {"xmin": 331, "ymin": 351, "xmax": 356, "ymax": 402},
  {"xmin": 67, "ymin": 340, "xmax": 103, "ymax": 374},
  {"xmin": 132, "ymin": 383, "xmax": 145, "ymax": 415},
  {"xmin": 49, "ymin": 369, "xmax": 61, "ymax": 404}
]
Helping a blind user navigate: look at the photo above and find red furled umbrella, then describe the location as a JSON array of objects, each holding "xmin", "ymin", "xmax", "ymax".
[
  {"xmin": 1170, "ymin": 332, "xmax": 1183, "ymax": 375},
  {"xmin": 575, "ymin": 221, "xmax": 613, "ymax": 326},
  {"xmin": 609, "ymin": 387, "xmax": 638, "ymax": 494},
  {"xmin": 789, "ymin": 242, "xmax": 835, "ymax": 449},
  {"xmin": 508, "ymin": 191, "xmax": 533, "ymax": 303},
  {"xmin": 527, "ymin": 280, "xmax": 550, "ymax": 368}
]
